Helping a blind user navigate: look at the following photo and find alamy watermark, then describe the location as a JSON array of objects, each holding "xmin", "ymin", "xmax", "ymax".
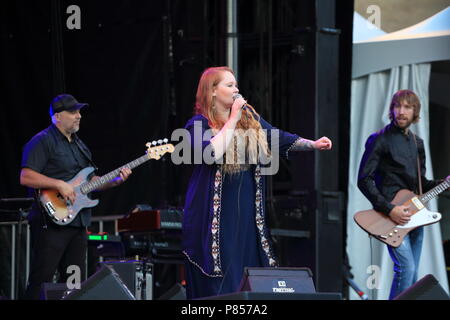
[
  {"xmin": 366, "ymin": 5, "xmax": 381, "ymax": 30},
  {"xmin": 170, "ymin": 121, "xmax": 280, "ymax": 175},
  {"xmin": 66, "ymin": 5, "xmax": 81, "ymax": 30},
  {"xmin": 366, "ymin": 264, "xmax": 381, "ymax": 290},
  {"xmin": 66, "ymin": 265, "xmax": 81, "ymax": 290}
]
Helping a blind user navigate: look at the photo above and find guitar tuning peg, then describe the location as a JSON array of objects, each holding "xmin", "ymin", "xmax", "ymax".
[
  {"xmin": 157, "ymin": 139, "xmax": 163, "ymax": 145},
  {"xmin": 163, "ymin": 138, "xmax": 168, "ymax": 143},
  {"xmin": 152, "ymin": 141, "xmax": 157, "ymax": 146}
]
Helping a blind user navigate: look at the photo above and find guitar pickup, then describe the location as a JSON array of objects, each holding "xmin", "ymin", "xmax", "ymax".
[
  {"xmin": 411, "ymin": 197, "xmax": 424, "ymax": 210},
  {"xmin": 45, "ymin": 202, "xmax": 56, "ymax": 215}
]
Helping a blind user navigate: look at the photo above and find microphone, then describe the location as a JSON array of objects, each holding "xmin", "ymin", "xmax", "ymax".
[{"xmin": 232, "ymin": 93, "xmax": 248, "ymax": 110}]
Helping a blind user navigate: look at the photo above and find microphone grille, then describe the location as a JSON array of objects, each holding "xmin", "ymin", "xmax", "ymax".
[{"xmin": 232, "ymin": 93, "xmax": 242, "ymax": 100}]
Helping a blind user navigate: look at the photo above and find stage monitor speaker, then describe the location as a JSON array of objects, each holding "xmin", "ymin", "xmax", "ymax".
[
  {"xmin": 62, "ymin": 264, "xmax": 136, "ymax": 300},
  {"xmin": 157, "ymin": 283, "xmax": 186, "ymax": 300},
  {"xmin": 394, "ymin": 274, "xmax": 450, "ymax": 300},
  {"xmin": 39, "ymin": 283, "xmax": 69, "ymax": 300},
  {"xmin": 101, "ymin": 260, "xmax": 153, "ymax": 300},
  {"xmin": 205, "ymin": 291, "xmax": 342, "ymax": 300},
  {"xmin": 239, "ymin": 267, "xmax": 316, "ymax": 293}
]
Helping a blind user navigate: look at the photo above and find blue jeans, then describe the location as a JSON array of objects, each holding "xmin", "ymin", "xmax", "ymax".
[{"xmin": 387, "ymin": 227, "xmax": 424, "ymax": 300}]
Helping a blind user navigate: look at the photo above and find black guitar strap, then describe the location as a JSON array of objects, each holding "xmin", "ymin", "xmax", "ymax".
[
  {"xmin": 412, "ymin": 132, "xmax": 423, "ymax": 195},
  {"xmin": 73, "ymin": 134, "xmax": 99, "ymax": 172}
]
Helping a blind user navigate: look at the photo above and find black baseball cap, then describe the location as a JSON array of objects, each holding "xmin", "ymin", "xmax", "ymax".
[{"xmin": 49, "ymin": 94, "xmax": 89, "ymax": 116}]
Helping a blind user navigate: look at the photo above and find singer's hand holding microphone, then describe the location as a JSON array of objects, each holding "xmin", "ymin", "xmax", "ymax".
[{"xmin": 229, "ymin": 93, "xmax": 247, "ymax": 122}]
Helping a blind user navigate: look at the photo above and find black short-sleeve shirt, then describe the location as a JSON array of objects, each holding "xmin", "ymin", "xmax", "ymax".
[{"xmin": 22, "ymin": 124, "xmax": 95, "ymax": 227}]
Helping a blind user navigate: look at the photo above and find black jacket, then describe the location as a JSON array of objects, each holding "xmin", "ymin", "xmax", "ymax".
[{"xmin": 357, "ymin": 122, "xmax": 441, "ymax": 215}]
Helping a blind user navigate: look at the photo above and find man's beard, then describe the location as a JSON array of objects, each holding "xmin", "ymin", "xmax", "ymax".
[
  {"xmin": 68, "ymin": 124, "xmax": 80, "ymax": 134},
  {"xmin": 395, "ymin": 117, "xmax": 413, "ymax": 129}
]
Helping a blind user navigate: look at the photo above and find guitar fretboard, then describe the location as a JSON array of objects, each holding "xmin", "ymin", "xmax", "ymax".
[
  {"xmin": 80, "ymin": 154, "xmax": 150, "ymax": 194},
  {"xmin": 419, "ymin": 180, "xmax": 450, "ymax": 204}
]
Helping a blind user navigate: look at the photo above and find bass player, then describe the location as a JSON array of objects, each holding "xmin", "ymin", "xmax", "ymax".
[{"xmin": 20, "ymin": 94, "xmax": 132, "ymax": 299}]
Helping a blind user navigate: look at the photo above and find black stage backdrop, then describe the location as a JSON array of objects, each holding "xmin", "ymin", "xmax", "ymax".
[{"xmin": 0, "ymin": 0, "xmax": 205, "ymax": 215}]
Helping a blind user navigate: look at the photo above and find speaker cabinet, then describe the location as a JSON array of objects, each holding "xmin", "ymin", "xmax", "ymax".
[
  {"xmin": 206, "ymin": 291, "xmax": 342, "ymax": 300},
  {"xmin": 39, "ymin": 283, "xmax": 69, "ymax": 300},
  {"xmin": 101, "ymin": 260, "xmax": 153, "ymax": 300},
  {"xmin": 394, "ymin": 274, "xmax": 450, "ymax": 300},
  {"xmin": 230, "ymin": 267, "xmax": 342, "ymax": 300},
  {"xmin": 62, "ymin": 264, "xmax": 136, "ymax": 300},
  {"xmin": 239, "ymin": 267, "xmax": 316, "ymax": 293},
  {"xmin": 157, "ymin": 283, "xmax": 186, "ymax": 300}
]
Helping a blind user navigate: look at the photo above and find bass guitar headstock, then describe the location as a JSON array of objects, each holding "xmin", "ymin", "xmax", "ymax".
[{"xmin": 145, "ymin": 138, "xmax": 175, "ymax": 160}]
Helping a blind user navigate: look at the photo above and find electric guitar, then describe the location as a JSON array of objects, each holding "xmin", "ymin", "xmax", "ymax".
[
  {"xmin": 38, "ymin": 140, "xmax": 174, "ymax": 225},
  {"xmin": 354, "ymin": 178, "xmax": 450, "ymax": 247}
]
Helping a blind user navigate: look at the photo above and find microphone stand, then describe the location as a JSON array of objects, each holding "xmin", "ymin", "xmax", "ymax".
[
  {"xmin": 342, "ymin": 254, "xmax": 369, "ymax": 300},
  {"xmin": 346, "ymin": 276, "xmax": 369, "ymax": 300}
]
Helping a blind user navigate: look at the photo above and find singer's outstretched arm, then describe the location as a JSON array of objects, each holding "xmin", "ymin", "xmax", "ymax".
[{"xmin": 290, "ymin": 136, "xmax": 332, "ymax": 151}]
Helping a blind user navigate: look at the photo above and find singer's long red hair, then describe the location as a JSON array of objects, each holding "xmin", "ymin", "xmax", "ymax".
[{"xmin": 194, "ymin": 66, "xmax": 270, "ymax": 173}]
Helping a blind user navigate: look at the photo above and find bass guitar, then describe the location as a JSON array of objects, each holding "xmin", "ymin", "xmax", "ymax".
[
  {"xmin": 38, "ymin": 140, "xmax": 174, "ymax": 225},
  {"xmin": 354, "ymin": 178, "xmax": 449, "ymax": 247}
]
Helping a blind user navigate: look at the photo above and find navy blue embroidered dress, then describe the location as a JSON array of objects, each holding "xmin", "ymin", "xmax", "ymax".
[{"xmin": 182, "ymin": 114, "xmax": 300, "ymax": 299}]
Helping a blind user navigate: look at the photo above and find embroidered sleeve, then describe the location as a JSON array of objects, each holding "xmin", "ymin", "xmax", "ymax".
[
  {"xmin": 285, "ymin": 137, "xmax": 314, "ymax": 159},
  {"xmin": 290, "ymin": 138, "xmax": 315, "ymax": 151}
]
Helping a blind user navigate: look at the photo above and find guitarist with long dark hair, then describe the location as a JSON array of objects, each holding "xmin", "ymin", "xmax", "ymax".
[
  {"xmin": 20, "ymin": 94, "xmax": 132, "ymax": 299},
  {"xmin": 357, "ymin": 89, "xmax": 449, "ymax": 300}
]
